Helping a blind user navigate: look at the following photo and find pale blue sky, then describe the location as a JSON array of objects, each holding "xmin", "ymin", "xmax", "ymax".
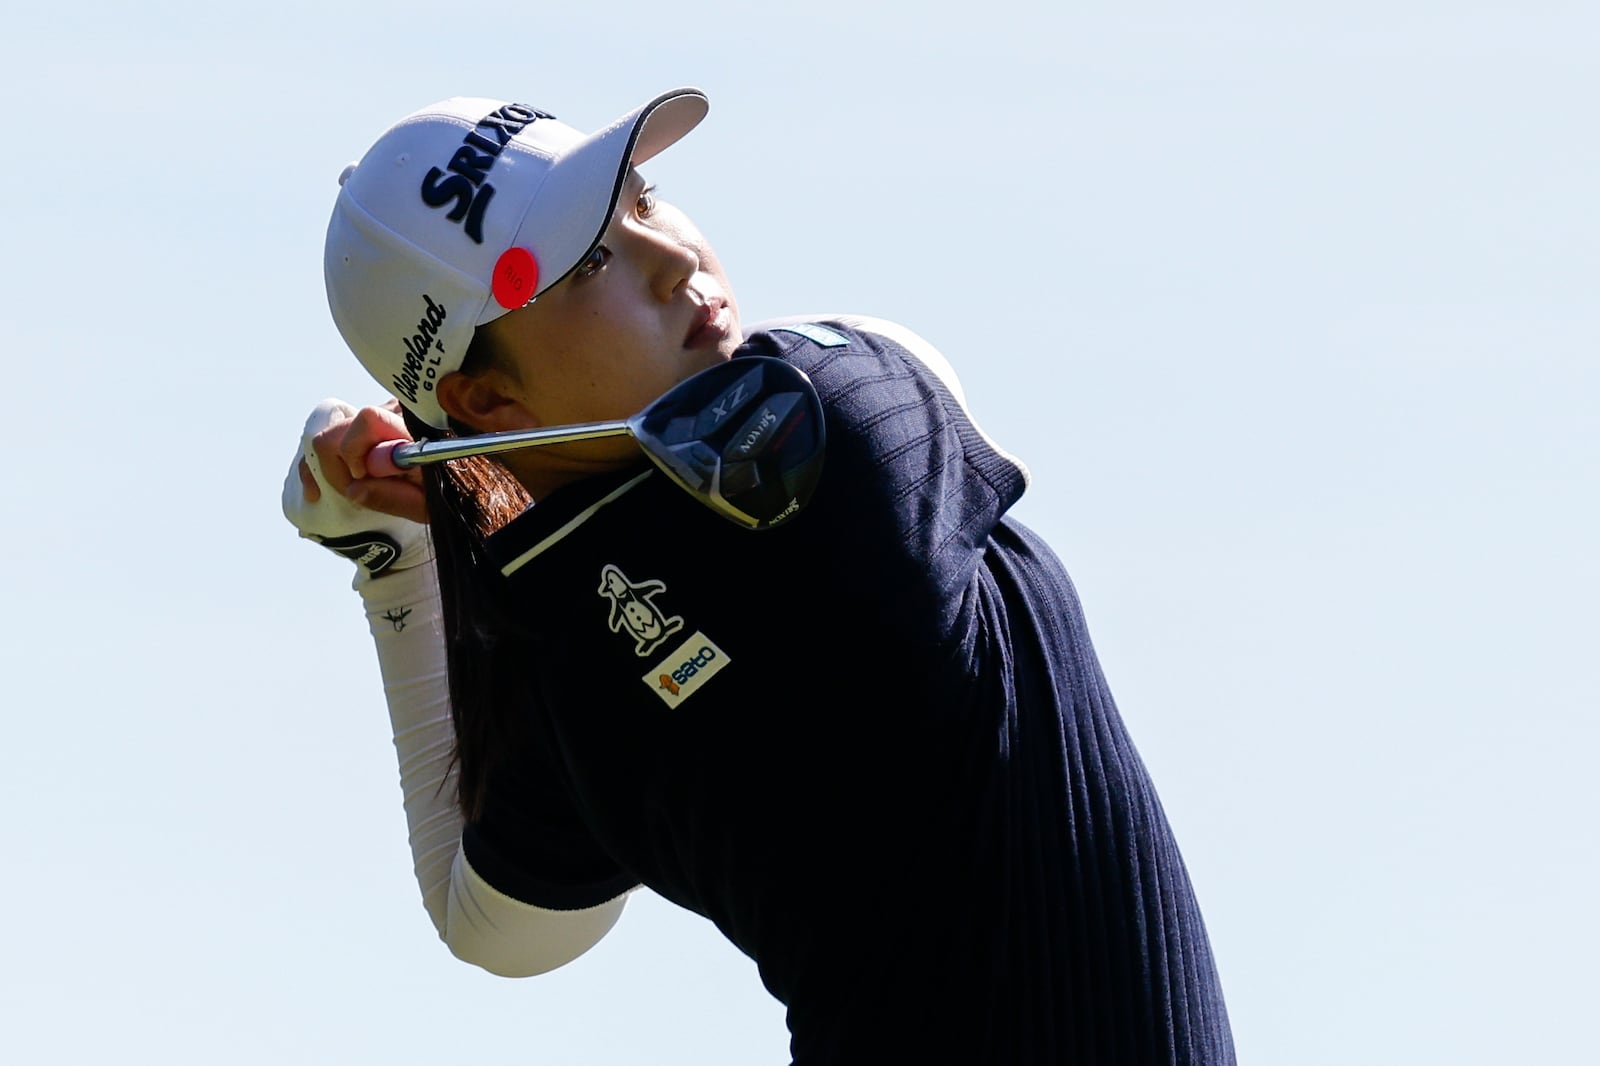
[{"xmin": 2, "ymin": 3, "xmax": 1594, "ymax": 1064}]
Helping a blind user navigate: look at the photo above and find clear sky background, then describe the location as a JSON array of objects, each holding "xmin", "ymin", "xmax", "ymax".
[{"xmin": 2, "ymin": 3, "xmax": 1594, "ymax": 1064}]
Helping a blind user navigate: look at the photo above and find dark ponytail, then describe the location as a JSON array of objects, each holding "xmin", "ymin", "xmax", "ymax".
[{"xmin": 400, "ymin": 347, "xmax": 533, "ymax": 823}]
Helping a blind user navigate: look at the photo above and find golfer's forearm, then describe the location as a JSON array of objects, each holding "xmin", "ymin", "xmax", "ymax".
[
  {"xmin": 357, "ymin": 560, "xmax": 629, "ymax": 976},
  {"xmin": 357, "ymin": 560, "xmax": 460, "ymax": 935}
]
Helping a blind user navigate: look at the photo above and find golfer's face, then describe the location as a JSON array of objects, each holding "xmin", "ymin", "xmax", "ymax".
[{"xmin": 487, "ymin": 170, "xmax": 742, "ymax": 432}]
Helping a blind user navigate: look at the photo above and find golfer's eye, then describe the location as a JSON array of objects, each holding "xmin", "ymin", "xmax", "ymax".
[
  {"xmin": 636, "ymin": 185, "xmax": 657, "ymax": 218},
  {"xmin": 575, "ymin": 244, "xmax": 612, "ymax": 279}
]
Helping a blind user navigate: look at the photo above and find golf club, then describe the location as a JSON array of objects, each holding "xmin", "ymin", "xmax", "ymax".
[{"xmin": 367, "ymin": 356, "xmax": 826, "ymax": 530}]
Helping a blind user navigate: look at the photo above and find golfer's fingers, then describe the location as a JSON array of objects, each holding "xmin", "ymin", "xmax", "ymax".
[
  {"xmin": 309, "ymin": 419, "xmax": 358, "ymax": 497},
  {"xmin": 346, "ymin": 475, "xmax": 429, "ymax": 526},
  {"xmin": 306, "ymin": 401, "xmax": 427, "ymax": 523},
  {"xmin": 337, "ymin": 405, "xmax": 412, "ymax": 479},
  {"xmin": 298, "ymin": 458, "xmax": 322, "ymax": 504}
]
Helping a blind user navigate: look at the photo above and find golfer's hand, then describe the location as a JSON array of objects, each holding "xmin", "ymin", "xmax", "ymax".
[
  {"xmin": 302, "ymin": 398, "xmax": 428, "ymax": 525},
  {"xmin": 283, "ymin": 398, "xmax": 431, "ymax": 586}
]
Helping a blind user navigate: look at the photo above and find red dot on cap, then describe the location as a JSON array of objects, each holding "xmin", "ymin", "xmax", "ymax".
[{"xmin": 491, "ymin": 247, "xmax": 539, "ymax": 309}]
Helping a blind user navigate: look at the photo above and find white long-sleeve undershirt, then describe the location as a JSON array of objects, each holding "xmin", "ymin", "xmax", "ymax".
[{"xmin": 356, "ymin": 560, "xmax": 629, "ymax": 977}]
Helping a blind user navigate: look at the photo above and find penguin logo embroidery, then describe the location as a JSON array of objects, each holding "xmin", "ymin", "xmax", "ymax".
[{"xmin": 598, "ymin": 564, "xmax": 685, "ymax": 657}]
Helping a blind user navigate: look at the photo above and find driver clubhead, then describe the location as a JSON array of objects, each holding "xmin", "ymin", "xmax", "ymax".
[{"xmin": 632, "ymin": 357, "xmax": 826, "ymax": 530}]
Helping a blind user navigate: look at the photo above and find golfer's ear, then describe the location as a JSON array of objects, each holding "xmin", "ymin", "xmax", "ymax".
[{"xmin": 436, "ymin": 369, "xmax": 533, "ymax": 434}]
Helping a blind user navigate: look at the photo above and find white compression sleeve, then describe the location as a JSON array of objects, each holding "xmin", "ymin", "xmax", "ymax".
[
  {"xmin": 444, "ymin": 849, "xmax": 630, "ymax": 978},
  {"xmin": 356, "ymin": 559, "xmax": 629, "ymax": 975},
  {"xmin": 357, "ymin": 560, "xmax": 460, "ymax": 932}
]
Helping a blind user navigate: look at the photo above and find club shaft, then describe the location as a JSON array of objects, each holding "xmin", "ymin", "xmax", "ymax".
[{"xmin": 388, "ymin": 420, "xmax": 632, "ymax": 468}]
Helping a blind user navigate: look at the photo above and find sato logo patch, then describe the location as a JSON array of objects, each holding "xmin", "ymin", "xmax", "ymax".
[{"xmin": 644, "ymin": 631, "xmax": 730, "ymax": 708}]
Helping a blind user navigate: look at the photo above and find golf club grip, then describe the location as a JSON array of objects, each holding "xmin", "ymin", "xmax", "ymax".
[{"xmin": 366, "ymin": 439, "xmax": 414, "ymax": 477}]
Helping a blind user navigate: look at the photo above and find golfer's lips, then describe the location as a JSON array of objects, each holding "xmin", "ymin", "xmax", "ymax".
[{"xmin": 685, "ymin": 296, "xmax": 730, "ymax": 349}]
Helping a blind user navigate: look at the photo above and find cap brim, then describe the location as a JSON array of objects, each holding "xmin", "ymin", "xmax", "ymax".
[{"xmin": 506, "ymin": 88, "xmax": 709, "ymax": 307}]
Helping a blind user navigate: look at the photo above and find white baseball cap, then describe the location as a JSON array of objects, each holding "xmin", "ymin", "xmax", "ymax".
[{"xmin": 324, "ymin": 87, "xmax": 709, "ymax": 428}]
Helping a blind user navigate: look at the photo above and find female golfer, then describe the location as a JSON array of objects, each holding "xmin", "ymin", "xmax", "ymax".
[{"xmin": 284, "ymin": 86, "xmax": 1236, "ymax": 1065}]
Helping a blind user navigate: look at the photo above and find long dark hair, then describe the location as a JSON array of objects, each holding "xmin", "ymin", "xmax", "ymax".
[{"xmin": 401, "ymin": 332, "xmax": 532, "ymax": 823}]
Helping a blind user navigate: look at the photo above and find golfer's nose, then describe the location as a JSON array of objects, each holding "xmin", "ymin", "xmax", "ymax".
[{"xmin": 638, "ymin": 226, "xmax": 699, "ymax": 303}]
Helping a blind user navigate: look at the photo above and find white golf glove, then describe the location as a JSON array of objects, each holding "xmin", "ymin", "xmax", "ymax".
[{"xmin": 282, "ymin": 398, "xmax": 432, "ymax": 588}]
